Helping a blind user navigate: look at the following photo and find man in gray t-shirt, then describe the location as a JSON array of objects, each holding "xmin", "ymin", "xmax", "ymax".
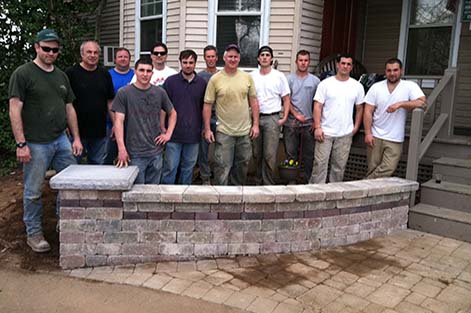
[
  {"xmin": 112, "ymin": 58, "xmax": 176, "ymax": 184},
  {"xmin": 283, "ymin": 50, "xmax": 320, "ymax": 183}
]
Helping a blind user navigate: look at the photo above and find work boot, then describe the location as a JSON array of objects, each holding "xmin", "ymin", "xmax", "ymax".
[
  {"xmin": 27, "ymin": 233, "xmax": 51, "ymax": 253},
  {"xmin": 201, "ymin": 177, "xmax": 211, "ymax": 185}
]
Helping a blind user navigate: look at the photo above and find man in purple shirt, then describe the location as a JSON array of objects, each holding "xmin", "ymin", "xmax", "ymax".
[{"xmin": 161, "ymin": 50, "xmax": 207, "ymax": 184}]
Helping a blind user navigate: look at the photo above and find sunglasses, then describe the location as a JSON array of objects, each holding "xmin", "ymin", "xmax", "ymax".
[
  {"xmin": 40, "ymin": 46, "xmax": 60, "ymax": 53},
  {"xmin": 152, "ymin": 51, "xmax": 167, "ymax": 56}
]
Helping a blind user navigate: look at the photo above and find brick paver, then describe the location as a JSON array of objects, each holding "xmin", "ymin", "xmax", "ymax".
[{"xmin": 65, "ymin": 230, "xmax": 471, "ymax": 313}]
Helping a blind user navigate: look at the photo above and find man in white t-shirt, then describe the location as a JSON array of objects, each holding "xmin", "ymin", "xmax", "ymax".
[
  {"xmin": 131, "ymin": 42, "xmax": 177, "ymax": 86},
  {"xmin": 364, "ymin": 58, "xmax": 426, "ymax": 178},
  {"xmin": 250, "ymin": 46, "xmax": 290, "ymax": 185},
  {"xmin": 309, "ymin": 53, "xmax": 365, "ymax": 184}
]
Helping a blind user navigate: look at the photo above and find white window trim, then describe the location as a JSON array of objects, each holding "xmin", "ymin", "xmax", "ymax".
[
  {"xmin": 207, "ymin": 0, "xmax": 271, "ymax": 69},
  {"xmin": 397, "ymin": 0, "xmax": 462, "ymax": 74},
  {"xmin": 135, "ymin": 0, "xmax": 167, "ymax": 58}
]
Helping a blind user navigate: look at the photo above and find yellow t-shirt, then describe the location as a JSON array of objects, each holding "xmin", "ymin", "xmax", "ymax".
[{"xmin": 204, "ymin": 69, "xmax": 256, "ymax": 136}]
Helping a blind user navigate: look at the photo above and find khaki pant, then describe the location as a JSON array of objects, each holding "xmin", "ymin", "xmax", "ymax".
[
  {"xmin": 252, "ymin": 115, "xmax": 280, "ymax": 185},
  {"xmin": 309, "ymin": 134, "xmax": 352, "ymax": 184},
  {"xmin": 366, "ymin": 137, "xmax": 402, "ymax": 179}
]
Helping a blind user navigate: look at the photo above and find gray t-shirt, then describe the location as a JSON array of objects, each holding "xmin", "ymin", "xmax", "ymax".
[
  {"xmin": 286, "ymin": 73, "xmax": 320, "ymax": 127},
  {"xmin": 112, "ymin": 84, "xmax": 173, "ymax": 157}
]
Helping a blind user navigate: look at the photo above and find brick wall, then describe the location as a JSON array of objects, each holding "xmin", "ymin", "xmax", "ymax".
[{"xmin": 52, "ymin": 168, "xmax": 418, "ymax": 269}]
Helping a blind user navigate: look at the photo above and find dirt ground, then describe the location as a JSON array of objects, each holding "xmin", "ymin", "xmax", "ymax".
[{"xmin": 0, "ymin": 168, "xmax": 59, "ymax": 272}]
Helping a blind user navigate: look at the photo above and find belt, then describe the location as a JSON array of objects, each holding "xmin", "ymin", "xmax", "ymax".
[{"xmin": 260, "ymin": 112, "xmax": 279, "ymax": 116}]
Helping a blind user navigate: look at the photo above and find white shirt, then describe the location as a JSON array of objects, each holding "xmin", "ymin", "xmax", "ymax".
[
  {"xmin": 250, "ymin": 69, "xmax": 290, "ymax": 114},
  {"xmin": 131, "ymin": 65, "xmax": 177, "ymax": 86},
  {"xmin": 314, "ymin": 76, "xmax": 365, "ymax": 137},
  {"xmin": 364, "ymin": 79, "xmax": 425, "ymax": 142}
]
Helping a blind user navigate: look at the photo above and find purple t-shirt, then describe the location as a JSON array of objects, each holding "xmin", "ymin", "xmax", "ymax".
[{"xmin": 163, "ymin": 72, "xmax": 207, "ymax": 144}]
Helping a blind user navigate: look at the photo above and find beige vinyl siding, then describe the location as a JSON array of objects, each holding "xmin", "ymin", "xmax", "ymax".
[
  {"xmin": 298, "ymin": 0, "xmax": 323, "ymax": 72},
  {"xmin": 185, "ymin": 1, "xmax": 209, "ymax": 70},
  {"xmin": 97, "ymin": 0, "xmax": 121, "ymax": 46},
  {"xmin": 268, "ymin": 0, "xmax": 296, "ymax": 73},
  {"xmin": 122, "ymin": 0, "xmax": 136, "ymax": 61},
  {"xmin": 454, "ymin": 23, "xmax": 471, "ymax": 131},
  {"xmin": 362, "ymin": 0, "xmax": 402, "ymax": 73},
  {"xmin": 166, "ymin": 0, "xmax": 182, "ymax": 69}
]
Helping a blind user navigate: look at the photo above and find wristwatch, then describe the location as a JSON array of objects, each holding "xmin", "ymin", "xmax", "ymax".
[{"xmin": 16, "ymin": 142, "xmax": 27, "ymax": 148}]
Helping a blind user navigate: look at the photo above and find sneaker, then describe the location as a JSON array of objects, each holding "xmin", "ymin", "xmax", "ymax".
[
  {"xmin": 201, "ymin": 177, "xmax": 211, "ymax": 185},
  {"xmin": 27, "ymin": 233, "xmax": 51, "ymax": 253}
]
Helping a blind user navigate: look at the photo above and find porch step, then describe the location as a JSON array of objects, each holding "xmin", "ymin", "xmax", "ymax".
[
  {"xmin": 433, "ymin": 157, "xmax": 471, "ymax": 185},
  {"xmin": 409, "ymin": 203, "xmax": 471, "ymax": 242},
  {"xmin": 420, "ymin": 180, "xmax": 471, "ymax": 213}
]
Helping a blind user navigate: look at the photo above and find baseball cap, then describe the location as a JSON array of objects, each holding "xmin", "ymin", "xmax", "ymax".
[
  {"xmin": 258, "ymin": 45, "xmax": 273, "ymax": 57},
  {"xmin": 35, "ymin": 29, "xmax": 61, "ymax": 43},
  {"xmin": 225, "ymin": 43, "xmax": 240, "ymax": 53}
]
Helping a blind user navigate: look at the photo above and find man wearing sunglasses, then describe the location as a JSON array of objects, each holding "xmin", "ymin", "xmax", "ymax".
[
  {"xmin": 8, "ymin": 29, "xmax": 83, "ymax": 252},
  {"xmin": 131, "ymin": 42, "xmax": 177, "ymax": 86}
]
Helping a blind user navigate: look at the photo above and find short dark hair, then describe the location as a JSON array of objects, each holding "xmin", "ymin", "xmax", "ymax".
[
  {"xmin": 179, "ymin": 49, "xmax": 198, "ymax": 62},
  {"xmin": 336, "ymin": 53, "xmax": 354, "ymax": 64},
  {"xmin": 203, "ymin": 45, "xmax": 217, "ymax": 55},
  {"xmin": 114, "ymin": 47, "xmax": 131, "ymax": 59},
  {"xmin": 296, "ymin": 50, "xmax": 310, "ymax": 60},
  {"xmin": 151, "ymin": 42, "xmax": 168, "ymax": 54},
  {"xmin": 135, "ymin": 57, "xmax": 153, "ymax": 69},
  {"xmin": 385, "ymin": 57, "xmax": 403, "ymax": 69}
]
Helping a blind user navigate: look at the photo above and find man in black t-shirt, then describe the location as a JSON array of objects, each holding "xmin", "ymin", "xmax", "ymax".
[
  {"xmin": 9, "ymin": 28, "xmax": 82, "ymax": 253},
  {"xmin": 66, "ymin": 40, "xmax": 114, "ymax": 164}
]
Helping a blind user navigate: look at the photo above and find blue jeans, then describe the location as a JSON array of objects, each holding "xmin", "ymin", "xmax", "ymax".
[
  {"xmin": 198, "ymin": 118, "xmax": 217, "ymax": 179},
  {"xmin": 131, "ymin": 153, "xmax": 163, "ymax": 184},
  {"xmin": 103, "ymin": 126, "xmax": 118, "ymax": 165},
  {"xmin": 24, "ymin": 133, "xmax": 76, "ymax": 236},
  {"xmin": 76, "ymin": 137, "xmax": 106, "ymax": 165},
  {"xmin": 161, "ymin": 142, "xmax": 199, "ymax": 184}
]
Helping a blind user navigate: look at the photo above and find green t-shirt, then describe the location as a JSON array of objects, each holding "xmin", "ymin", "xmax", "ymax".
[
  {"xmin": 204, "ymin": 69, "xmax": 256, "ymax": 136},
  {"xmin": 8, "ymin": 62, "xmax": 75, "ymax": 143}
]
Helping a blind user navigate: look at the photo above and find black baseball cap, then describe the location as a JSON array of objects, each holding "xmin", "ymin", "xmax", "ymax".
[{"xmin": 258, "ymin": 45, "xmax": 273, "ymax": 57}]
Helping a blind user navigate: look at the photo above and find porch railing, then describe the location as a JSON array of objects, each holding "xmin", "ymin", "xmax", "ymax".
[{"xmin": 405, "ymin": 68, "xmax": 457, "ymax": 206}]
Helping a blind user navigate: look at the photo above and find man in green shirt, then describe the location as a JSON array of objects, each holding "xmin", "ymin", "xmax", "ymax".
[
  {"xmin": 203, "ymin": 44, "xmax": 260, "ymax": 185},
  {"xmin": 9, "ymin": 29, "xmax": 82, "ymax": 252}
]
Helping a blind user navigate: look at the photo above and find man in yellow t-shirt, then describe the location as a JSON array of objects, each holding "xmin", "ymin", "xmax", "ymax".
[{"xmin": 203, "ymin": 44, "xmax": 260, "ymax": 185}]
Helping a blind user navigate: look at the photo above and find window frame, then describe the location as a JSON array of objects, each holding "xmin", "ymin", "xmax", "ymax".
[
  {"xmin": 135, "ymin": 0, "xmax": 167, "ymax": 57},
  {"xmin": 398, "ymin": 0, "xmax": 462, "ymax": 76},
  {"xmin": 208, "ymin": 0, "xmax": 271, "ymax": 70}
]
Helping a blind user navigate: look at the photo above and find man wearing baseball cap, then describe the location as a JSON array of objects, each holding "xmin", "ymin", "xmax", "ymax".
[
  {"xmin": 203, "ymin": 43, "xmax": 260, "ymax": 185},
  {"xmin": 8, "ymin": 28, "xmax": 82, "ymax": 252},
  {"xmin": 250, "ymin": 45, "xmax": 290, "ymax": 185}
]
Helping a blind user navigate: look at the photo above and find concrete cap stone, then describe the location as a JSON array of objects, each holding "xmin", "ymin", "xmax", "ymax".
[
  {"xmin": 50, "ymin": 165, "xmax": 138, "ymax": 190},
  {"xmin": 213, "ymin": 186, "xmax": 243, "ymax": 203},
  {"xmin": 122, "ymin": 185, "xmax": 161, "ymax": 202},
  {"xmin": 183, "ymin": 186, "xmax": 219, "ymax": 203},
  {"xmin": 242, "ymin": 186, "xmax": 275, "ymax": 203},
  {"xmin": 263, "ymin": 185, "xmax": 296, "ymax": 202}
]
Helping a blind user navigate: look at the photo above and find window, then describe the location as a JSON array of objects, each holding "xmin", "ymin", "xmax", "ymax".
[
  {"xmin": 138, "ymin": 0, "xmax": 164, "ymax": 56},
  {"xmin": 404, "ymin": 0, "xmax": 456, "ymax": 75},
  {"xmin": 210, "ymin": 0, "xmax": 268, "ymax": 68},
  {"xmin": 103, "ymin": 46, "xmax": 119, "ymax": 67}
]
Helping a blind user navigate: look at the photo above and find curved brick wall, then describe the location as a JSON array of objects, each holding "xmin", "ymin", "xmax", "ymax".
[{"xmin": 51, "ymin": 165, "xmax": 418, "ymax": 269}]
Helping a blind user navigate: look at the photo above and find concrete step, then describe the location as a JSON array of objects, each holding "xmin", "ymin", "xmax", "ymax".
[
  {"xmin": 433, "ymin": 157, "xmax": 471, "ymax": 185},
  {"xmin": 420, "ymin": 180, "xmax": 471, "ymax": 212},
  {"xmin": 409, "ymin": 203, "xmax": 471, "ymax": 242}
]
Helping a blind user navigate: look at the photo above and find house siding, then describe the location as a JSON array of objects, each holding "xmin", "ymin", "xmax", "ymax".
[
  {"xmin": 166, "ymin": 0, "xmax": 181, "ymax": 70},
  {"xmin": 122, "ymin": 0, "xmax": 136, "ymax": 60},
  {"xmin": 97, "ymin": 0, "xmax": 121, "ymax": 46},
  {"xmin": 185, "ymin": 0, "xmax": 209, "ymax": 70},
  {"xmin": 454, "ymin": 23, "xmax": 471, "ymax": 133},
  {"xmin": 362, "ymin": 0, "xmax": 402, "ymax": 73},
  {"xmin": 298, "ymin": 0, "xmax": 323, "ymax": 72}
]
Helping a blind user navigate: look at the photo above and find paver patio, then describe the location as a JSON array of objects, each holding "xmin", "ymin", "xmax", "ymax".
[{"xmin": 64, "ymin": 230, "xmax": 471, "ymax": 313}]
